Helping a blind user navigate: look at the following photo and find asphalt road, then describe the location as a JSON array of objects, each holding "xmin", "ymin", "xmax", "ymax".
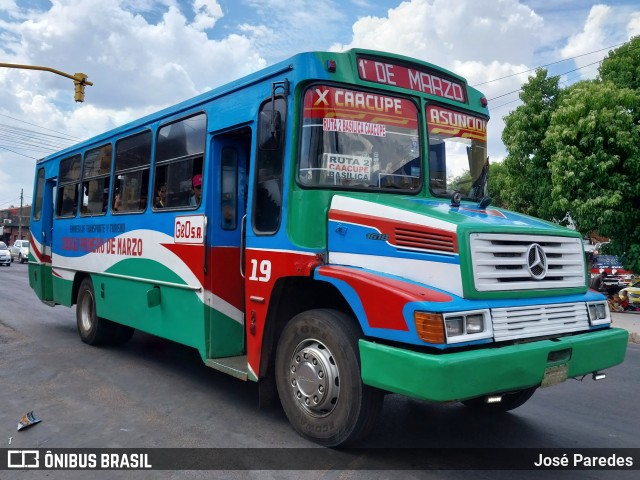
[{"xmin": 0, "ymin": 262, "xmax": 638, "ymax": 479}]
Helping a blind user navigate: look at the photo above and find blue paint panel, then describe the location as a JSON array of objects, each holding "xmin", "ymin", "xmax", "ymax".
[{"xmin": 328, "ymin": 219, "xmax": 460, "ymax": 265}]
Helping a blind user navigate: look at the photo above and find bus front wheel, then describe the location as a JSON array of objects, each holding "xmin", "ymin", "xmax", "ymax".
[
  {"xmin": 76, "ymin": 278, "xmax": 134, "ymax": 346},
  {"xmin": 275, "ymin": 309, "xmax": 383, "ymax": 447}
]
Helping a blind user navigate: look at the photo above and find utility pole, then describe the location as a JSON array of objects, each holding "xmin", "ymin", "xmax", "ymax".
[
  {"xmin": 18, "ymin": 189, "xmax": 23, "ymax": 240},
  {"xmin": 0, "ymin": 63, "xmax": 93, "ymax": 102}
]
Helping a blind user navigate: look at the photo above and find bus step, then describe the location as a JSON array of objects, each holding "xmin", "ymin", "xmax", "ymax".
[{"xmin": 205, "ymin": 355, "xmax": 248, "ymax": 381}]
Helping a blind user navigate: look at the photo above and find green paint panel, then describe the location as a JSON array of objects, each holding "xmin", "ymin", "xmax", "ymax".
[
  {"xmin": 207, "ymin": 309, "xmax": 244, "ymax": 358},
  {"xmin": 105, "ymin": 258, "xmax": 187, "ymax": 284},
  {"xmin": 28, "ymin": 262, "xmax": 54, "ymax": 303},
  {"xmin": 93, "ymin": 259, "xmax": 244, "ymax": 360},
  {"xmin": 95, "ymin": 269, "xmax": 205, "ymax": 352},
  {"xmin": 359, "ymin": 328, "xmax": 628, "ymax": 402},
  {"xmin": 52, "ymin": 276, "xmax": 74, "ymax": 307}
]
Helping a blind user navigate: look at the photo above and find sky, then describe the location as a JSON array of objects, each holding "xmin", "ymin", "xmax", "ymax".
[{"xmin": 1, "ymin": 0, "xmax": 639, "ymax": 209}]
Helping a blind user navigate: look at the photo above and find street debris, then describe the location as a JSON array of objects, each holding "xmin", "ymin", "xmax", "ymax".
[{"xmin": 17, "ymin": 411, "xmax": 41, "ymax": 431}]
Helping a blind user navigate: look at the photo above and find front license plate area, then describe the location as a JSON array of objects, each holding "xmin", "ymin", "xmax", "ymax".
[{"xmin": 541, "ymin": 364, "xmax": 569, "ymax": 388}]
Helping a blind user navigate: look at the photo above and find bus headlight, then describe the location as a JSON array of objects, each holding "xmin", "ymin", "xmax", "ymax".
[
  {"xmin": 443, "ymin": 310, "xmax": 492, "ymax": 343},
  {"xmin": 465, "ymin": 314, "xmax": 485, "ymax": 333},
  {"xmin": 587, "ymin": 302, "xmax": 610, "ymax": 326},
  {"xmin": 415, "ymin": 310, "xmax": 493, "ymax": 344},
  {"xmin": 445, "ymin": 316, "xmax": 464, "ymax": 337}
]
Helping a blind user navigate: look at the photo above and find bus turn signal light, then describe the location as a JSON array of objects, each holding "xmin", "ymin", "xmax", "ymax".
[{"xmin": 414, "ymin": 312, "xmax": 445, "ymax": 344}]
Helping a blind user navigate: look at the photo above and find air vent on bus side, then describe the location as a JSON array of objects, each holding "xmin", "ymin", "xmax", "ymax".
[{"xmin": 394, "ymin": 227, "xmax": 456, "ymax": 254}]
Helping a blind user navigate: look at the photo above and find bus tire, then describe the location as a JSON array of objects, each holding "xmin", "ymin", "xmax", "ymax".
[
  {"xmin": 76, "ymin": 278, "xmax": 118, "ymax": 346},
  {"xmin": 275, "ymin": 309, "xmax": 383, "ymax": 447},
  {"xmin": 461, "ymin": 387, "xmax": 537, "ymax": 413}
]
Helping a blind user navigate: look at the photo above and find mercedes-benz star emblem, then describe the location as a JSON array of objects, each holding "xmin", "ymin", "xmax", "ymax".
[{"xmin": 526, "ymin": 243, "xmax": 548, "ymax": 280}]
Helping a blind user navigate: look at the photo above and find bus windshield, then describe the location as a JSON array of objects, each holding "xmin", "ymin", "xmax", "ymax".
[
  {"xmin": 298, "ymin": 85, "xmax": 421, "ymax": 192},
  {"xmin": 427, "ymin": 105, "xmax": 488, "ymax": 202}
]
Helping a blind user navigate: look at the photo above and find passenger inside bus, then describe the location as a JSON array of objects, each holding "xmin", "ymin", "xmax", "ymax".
[
  {"xmin": 221, "ymin": 200, "xmax": 235, "ymax": 229},
  {"xmin": 155, "ymin": 184, "xmax": 167, "ymax": 208},
  {"xmin": 189, "ymin": 174, "xmax": 202, "ymax": 206},
  {"xmin": 112, "ymin": 191, "xmax": 121, "ymax": 212}
]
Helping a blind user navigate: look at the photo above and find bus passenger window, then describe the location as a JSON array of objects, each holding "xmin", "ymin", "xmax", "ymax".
[
  {"xmin": 81, "ymin": 144, "xmax": 112, "ymax": 216},
  {"xmin": 56, "ymin": 154, "xmax": 81, "ymax": 218},
  {"xmin": 114, "ymin": 131, "xmax": 152, "ymax": 213},
  {"xmin": 154, "ymin": 113, "xmax": 206, "ymax": 210}
]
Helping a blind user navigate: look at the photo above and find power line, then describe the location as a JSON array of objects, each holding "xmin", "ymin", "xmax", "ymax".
[
  {"xmin": 0, "ymin": 112, "xmax": 82, "ymax": 142},
  {"xmin": 489, "ymin": 63, "xmax": 601, "ymax": 112},
  {"xmin": 472, "ymin": 41, "xmax": 628, "ymax": 87},
  {"xmin": 0, "ymin": 144, "xmax": 39, "ymax": 160},
  {"xmin": 0, "ymin": 196, "xmax": 23, "ymax": 208},
  {"xmin": 487, "ymin": 59, "xmax": 603, "ymax": 101}
]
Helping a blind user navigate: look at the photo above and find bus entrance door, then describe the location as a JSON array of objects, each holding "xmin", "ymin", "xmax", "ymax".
[
  {"xmin": 29, "ymin": 177, "xmax": 55, "ymax": 304},
  {"xmin": 204, "ymin": 130, "xmax": 249, "ymax": 365}
]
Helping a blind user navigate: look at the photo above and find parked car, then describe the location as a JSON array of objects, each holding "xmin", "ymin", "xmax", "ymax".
[
  {"xmin": 10, "ymin": 239, "xmax": 29, "ymax": 263},
  {"xmin": 0, "ymin": 242, "xmax": 11, "ymax": 266}
]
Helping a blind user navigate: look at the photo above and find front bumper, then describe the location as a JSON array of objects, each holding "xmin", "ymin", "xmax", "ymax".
[{"xmin": 359, "ymin": 328, "xmax": 628, "ymax": 402}]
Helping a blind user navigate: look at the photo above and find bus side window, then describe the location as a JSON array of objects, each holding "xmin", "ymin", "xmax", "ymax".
[
  {"xmin": 114, "ymin": 131, "xmax": 152, "ymax": 213},
  {"xmin": 56, "ymin": 154, "xmax": 81, "ymax": 218},
  {"xmin": 154, "ymin": 114, "xmax": 206, "ymax": 210},
  {"xmin": 81, "ymin": 144, "xmax": 112, "ymax": 216},
  {"xmin": 254, "ymin": 97, "xmax": 286, "ymax": 234}
]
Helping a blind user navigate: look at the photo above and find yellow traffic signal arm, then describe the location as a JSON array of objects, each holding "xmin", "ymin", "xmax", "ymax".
[{"xmin": 0, "ymin": 62, "xmax": 93, "ymax": 102}]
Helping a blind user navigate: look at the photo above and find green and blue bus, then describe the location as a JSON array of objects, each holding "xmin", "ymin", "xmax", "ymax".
[{"xmin": 29, "ymin": 49, "xmax": 628, "ymax": 446}]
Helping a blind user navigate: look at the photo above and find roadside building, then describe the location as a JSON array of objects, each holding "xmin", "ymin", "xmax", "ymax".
[{"xmin": 0, "ymin": 206, "xmax": 31, "ymax": 244}]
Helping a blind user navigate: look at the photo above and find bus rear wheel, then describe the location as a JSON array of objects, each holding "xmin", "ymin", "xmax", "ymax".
[
  {"xmin": 76, "ymin": 278, "xmax": 134, "ymax": 346},
  {"xmin": 275, "ymin": 309, "xmax": 383, "ymax": 447},
  {"xmin": 461, "ymin": 387, "xmax": 537, "ymax": 413}
]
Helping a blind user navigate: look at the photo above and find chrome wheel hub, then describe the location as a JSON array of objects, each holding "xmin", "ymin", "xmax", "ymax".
[
  {"xmin": 80, "ymin": 291, "xmax": 94, "ymax": 332},
  {"xmin": 288, "ymin": 339, "xmax": 340, "ymax": 417}
]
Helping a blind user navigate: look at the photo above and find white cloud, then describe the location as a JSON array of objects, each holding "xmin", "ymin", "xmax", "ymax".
[
  {"xmin": 331, "ymin": 0, "xmax": 543, "ymax": 66},
  {"xmin": 559, "ymin": 4, "xmax": 639, "ymax": 80},
  {"xmin": 0, "ymin": 0, "xmax": 18, "ymax": 16},
  {"xmin": 629, "ymin": 12, "xmax": 640, "ymax": 37},
  {"xmin": 0, "ymin": 0, "xmax": 267, "ymax": 203},
  {"xmin": 192, "ymin": 0, "xmax": 223, "ymax": 31},
  {"xmin": 561, "ymin": 5, "xmax": 611, "ymax": 61}
]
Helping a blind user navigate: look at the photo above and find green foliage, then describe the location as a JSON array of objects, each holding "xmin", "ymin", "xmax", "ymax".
[
  {"xmin": 501, "ymin": 69, "xmax": 563, "ymax": 220},
  {"xmin": 546, "ymin": 80, "xmax": 640, "ymax": 271},
  {"xmin": 599, "ymin": 36, "xmax": 640, "ymax": 91},
  {"xmin": 499, "ymin": 38, "xmax": 640, "ymax": 272},
  {"xmin": 487, "ymin": 161, "xmax": 509, "ymax": 208},
  {"xmin": 449, "ymin": 170, "xmax": 472, "ymax": 193}
]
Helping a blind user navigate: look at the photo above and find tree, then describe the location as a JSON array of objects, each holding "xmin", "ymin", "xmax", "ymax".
[
  {"xmin": 546, "ymin": 79, "xmax": 640, "ymax": 271},
  {"xmin": 599, "ymin": 36, "xmax": 640, "ymax": 92},
  {"xmin": 487, "ymin": 160, "xmax": 509, "ymax": 208},
  {"xmin": 499, "ymin": 38, "xmax": 640, "ymax": 272},
  {"xmin": 501, "ymin": 69, "xmax": 563, "ymax": 220}
]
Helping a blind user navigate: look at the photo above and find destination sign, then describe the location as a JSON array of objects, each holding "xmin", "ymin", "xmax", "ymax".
[{"xmin": 357, "ymin": 56, "xmax": 467, "ymax": 103}]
